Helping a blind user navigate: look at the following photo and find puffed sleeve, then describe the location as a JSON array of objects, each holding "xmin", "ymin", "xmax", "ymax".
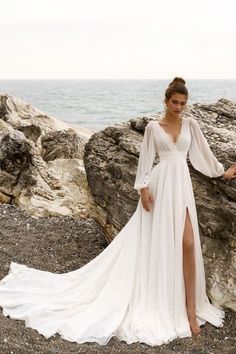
[
  {"xmin": 134, "ymin": 121, "xmax": 157, "ymax": 195},
  {"xmin": 188, "ymin": 117, "xmax": 225, "ymax": 178}
]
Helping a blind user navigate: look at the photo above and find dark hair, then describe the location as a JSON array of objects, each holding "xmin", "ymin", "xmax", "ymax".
[{"xmin": 165, "ymin": 77, "xmax": 188, "ymax": 100}]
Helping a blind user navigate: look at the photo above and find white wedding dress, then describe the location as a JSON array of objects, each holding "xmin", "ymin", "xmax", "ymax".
[{"xmin": 0, "ymin": 116, "xmax": 225, "ymax": 346}]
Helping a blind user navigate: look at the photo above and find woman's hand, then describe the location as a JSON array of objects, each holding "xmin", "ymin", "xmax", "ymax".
[
  {"xmin": 223, "ymin": 164, "xmax": 236, "ymax": 180},
  {"xmin": 140, "ymin": 187, "xmax": 154, "ymax": 212}
]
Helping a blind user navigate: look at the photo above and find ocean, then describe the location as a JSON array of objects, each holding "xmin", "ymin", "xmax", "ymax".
[{"xmin": 0, "ymin": 79, "xmax": 235, "ymax": 131}]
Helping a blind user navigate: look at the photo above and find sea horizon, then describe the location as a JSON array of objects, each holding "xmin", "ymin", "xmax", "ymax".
[{"xmin": 0, "ymin": 79, "xmax": 235, "ymax": 131}]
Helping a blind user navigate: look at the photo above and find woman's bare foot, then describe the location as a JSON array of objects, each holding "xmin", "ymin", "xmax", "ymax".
[
  {"xmin": 186, "ymin": 307, "xmax": 201, "ymax": 334},
  {"xmin": 188, "ymin": 316, "xmax": 201, "ymax": 334}
]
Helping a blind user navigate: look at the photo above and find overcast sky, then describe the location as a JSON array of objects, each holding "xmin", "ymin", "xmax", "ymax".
[{"xmin": 0, "ymin": 0, "xmax": 235, "ymax": 79}]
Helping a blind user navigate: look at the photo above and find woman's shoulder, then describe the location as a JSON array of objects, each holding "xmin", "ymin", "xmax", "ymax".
[
  {"xmin": 145, "ymin": 119, "xmax": 157, "ymax": 130},
  {"xmin": 185, "ymin": 116, "xmax": 199, "ymax": 127},
  {"xmin": 147, "ymin": 119, "xmax": 157, "ymax": 126}
]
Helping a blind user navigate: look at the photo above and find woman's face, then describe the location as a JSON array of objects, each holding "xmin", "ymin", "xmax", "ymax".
[{"xmin": 165, "ymin": 93, "xmax": 187, "ymax": 116}]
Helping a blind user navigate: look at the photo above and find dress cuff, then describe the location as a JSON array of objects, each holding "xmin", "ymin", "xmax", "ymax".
[
  {"xmin": 134, "ymin": 173, "xmax": 150, "ymax": 195},
  {"xmin": 214, "ymin": 163, "xmax": 225, "ymax": 178}
]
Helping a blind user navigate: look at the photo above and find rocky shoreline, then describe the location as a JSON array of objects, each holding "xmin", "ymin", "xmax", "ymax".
[{"xmin": 0, "ymin": 204, "xmax": 235, "ymax": 354}]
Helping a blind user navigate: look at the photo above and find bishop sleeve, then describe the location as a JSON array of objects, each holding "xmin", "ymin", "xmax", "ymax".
[
  {"xmin": 188, "ymin": 117, "xmax": 225, "ymax": 178},
  {"xmin": 134, "ymin": 121, "xmax": 157, "ymax": 195}
]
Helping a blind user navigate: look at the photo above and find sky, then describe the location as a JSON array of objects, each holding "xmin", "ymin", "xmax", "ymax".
[{"xmin": 0, "ymin": 0, "xmax": 235, "ymax": 79}]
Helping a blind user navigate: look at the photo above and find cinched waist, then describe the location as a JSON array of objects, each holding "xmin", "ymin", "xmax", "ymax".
[{"xmin": 158, "ymin": 151, "xmax": 187, "ymax": 161}]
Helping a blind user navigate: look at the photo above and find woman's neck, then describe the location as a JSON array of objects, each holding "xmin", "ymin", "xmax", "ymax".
[{"xmin": 163, "ymin": 112, "xmax": 182, "ymax": 123}]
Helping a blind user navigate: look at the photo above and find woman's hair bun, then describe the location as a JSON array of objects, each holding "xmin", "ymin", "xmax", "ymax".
[
  {"xmin": 168, "ymin": 77, "xmax": 186, "ymax": 87},
  {"xmin": 165, "ymin": 77, "xmax": 188, "ymax": 99}
]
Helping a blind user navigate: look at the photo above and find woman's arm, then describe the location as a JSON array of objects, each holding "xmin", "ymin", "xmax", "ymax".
[
  {"xmin": 134, "ymin": 121, "xmax": 157, "ymax": 194},
  {"xmin": 188, "ymin": 117, "xmax": 226, "ymax": 178},
  {"xmin": 134, "ymin": 121, "xmax": 156, "ymax": 211}
]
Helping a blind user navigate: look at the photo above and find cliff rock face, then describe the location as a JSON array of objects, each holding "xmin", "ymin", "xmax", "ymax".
[
  {"xmin": 84, "ymin": 98, "xmax": 236, "ymax": 311},
  {"xmin": 0, "ymin": 93, "xmax": 97, "ymax": 218}
]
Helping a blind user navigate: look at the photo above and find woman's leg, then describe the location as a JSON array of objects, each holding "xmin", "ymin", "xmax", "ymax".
[{"xmin": 182, "ymin": 207, "xmax": 201, "ymax": 334}]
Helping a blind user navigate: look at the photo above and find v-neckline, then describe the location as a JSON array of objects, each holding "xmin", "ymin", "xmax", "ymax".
[{"xmin": 156, "ymin": 118, "xmax": 184, "ymax": 145}]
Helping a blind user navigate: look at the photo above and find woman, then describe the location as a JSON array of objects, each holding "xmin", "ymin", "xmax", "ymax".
[
  {"xmin": 0, "ymin": 78, "xmax": 235, "ymax": 346},
  {"xmin": 137, "ymin": 77, "xmax": 236, "ymax": 336}
]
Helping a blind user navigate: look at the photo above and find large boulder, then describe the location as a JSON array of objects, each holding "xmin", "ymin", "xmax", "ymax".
[
  {"xmin": 0, "ymin": 93, "xmax": 97, "ymax": 219},
  {"xmin": 84, "ymin": 98, "xmax": 236, "ymax": 311}
]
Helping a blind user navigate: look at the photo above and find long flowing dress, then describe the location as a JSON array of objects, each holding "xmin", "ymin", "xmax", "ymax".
[{"xmin": 0, "ymin": 116, "xmax": 226, "ymax": 346}]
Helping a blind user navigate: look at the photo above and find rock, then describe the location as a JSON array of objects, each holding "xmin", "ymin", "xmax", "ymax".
[
  {"xmin": 0, "ymin": 93, "xmax": 97, "ymax": 219},
  {"xmin": 84, "ymin": 124, "xmax": 142, "ymax": 241},
  {"xmin": 41, "ymin": 129, "xmax": 85, "ymax": 162},
  {"xmin": 84, "ymin": 99, "xmax": 236, "ymax": 311},
  {"xmin": 0, "ymin": 192, "xmax": 11, "ymax": 204}
]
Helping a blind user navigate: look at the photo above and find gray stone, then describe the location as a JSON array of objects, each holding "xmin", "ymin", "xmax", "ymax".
[{"xmin": 0, "ymin": 93, "xmax": 97, "ymax": 219}]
